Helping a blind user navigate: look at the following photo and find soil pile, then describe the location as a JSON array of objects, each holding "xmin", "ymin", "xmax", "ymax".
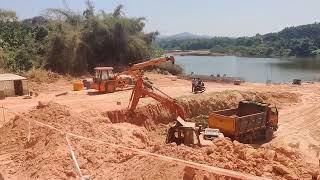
[
  {"xmin": 181, "ymin": 90, "xmax": 300, "ymax": 118},
  {"xmin": 0, "ymin": 102, "xmax": 153, "ymax": 179},
  {"xmin": 0, "ymin": 91, "xmax": 313, "ymax": 179},
  {"xmin": 24, "ymin": 69, "xmax": 62, "ymax": 84},
  {"xmin": 152, "ymin": 138, "xmax": 320, "ymax": 179}
]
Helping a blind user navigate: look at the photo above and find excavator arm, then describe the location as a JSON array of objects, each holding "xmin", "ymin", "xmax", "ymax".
[
  {"xmin": 128, "ymin": 76, "xmax": 186, "ymax": 120},
  {"xmin": 118, "ymin": 56, "xmax": 175, "ymax": 88},
  {"xmin": 128, "ymin": 56, "xmax": 175, "ymax": 71}
]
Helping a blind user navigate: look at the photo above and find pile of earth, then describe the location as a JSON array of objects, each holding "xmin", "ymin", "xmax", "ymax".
[
  {"xmin": 152, "ymin": 138, "xmax": 320, "ymax": 179},
  {"xmin": 1, "ymin": 93, "xmax": 316, "ymax": 179},
  {"xmin": 0, "ymin": 102, "xmax": 153, "ymax": 179}
]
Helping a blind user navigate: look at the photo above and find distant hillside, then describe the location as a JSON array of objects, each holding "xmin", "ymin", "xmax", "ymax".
[
  {"xmin": 157, "ymin": 22, "xmax": 320, "ymax": 57},
  {"xmin": 158, "ymin": 32, "xmax": 212, "ymax": 40}
]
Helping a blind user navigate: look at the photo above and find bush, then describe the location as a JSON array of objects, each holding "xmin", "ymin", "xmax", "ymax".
[
  {"xmin": 158, "ymin": 62, "xmax": 184, "ymax": 75},
  {"xmin": 146, "ymin": 61, "xmax": 184, "ymax": 75}
]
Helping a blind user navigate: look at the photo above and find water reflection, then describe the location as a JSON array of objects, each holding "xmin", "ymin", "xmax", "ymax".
[{"xmin": 274, "ymin": 56, "xmax": 320, "ymax": 70}]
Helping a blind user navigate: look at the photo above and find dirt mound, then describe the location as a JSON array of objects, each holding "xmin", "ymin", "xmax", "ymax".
[
  {"xmin": 152, "ymin": 138, "xmax": 320, "ymax": 179},
  {"xmin": 24, "ymin": 69, "xmax": 64, "ymax": 84},
  {"xmin": 24, "ymin": 69, "xmax": 74, "ymax": 93},
  {"xmin": 0, "ymin": 100, "xmax": 319, "ymax": 179},
  {"xmin": 0, "ymin": 102, "xmax": 153, "ymax": 179},
  {"xmin": 181, "ymin": 90, "xmax": 300, "ymax": 118},
  {"xmin": 104, "ymin": 90, "xmax": 300, "ymax": 127},
  {"xmin": 0, "ymin": 90, "xmax": 308, "ymax": 179}
]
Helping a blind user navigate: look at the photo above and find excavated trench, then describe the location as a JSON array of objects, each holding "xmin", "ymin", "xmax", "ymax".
[{"xmin": 104, "ymin": 90, "xmax": 301, "ymax": 129}]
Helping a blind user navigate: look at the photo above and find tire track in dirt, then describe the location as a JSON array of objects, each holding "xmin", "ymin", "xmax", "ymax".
[{"xmin": 273, "ymin": 91, "xmax": 320, "ymax": 164}]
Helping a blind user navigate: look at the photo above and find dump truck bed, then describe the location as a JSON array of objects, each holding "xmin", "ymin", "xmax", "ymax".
[{"xmin": 208, "ymin": 101, "xmax": 268, "ymax": 138}]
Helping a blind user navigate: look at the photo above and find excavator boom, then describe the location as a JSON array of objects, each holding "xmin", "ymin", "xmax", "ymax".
[
  {"xmin": 128, "ymin": 56, "xmax": 175, "ymax": 71},
  {"xmin": 126, "ymin": 56, "xmax": 186, "ymax": 120},
  {"xmin": 128, "ymin": 78, "xmax": 186, "ymax": 119}
]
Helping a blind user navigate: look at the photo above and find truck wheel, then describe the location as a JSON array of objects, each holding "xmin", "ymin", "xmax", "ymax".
[
  {"xmin": 201, "ymin": 87, "xmax": 206, "ymax": 93},
  {"xmin": 265, "ymin": 128, "xmax": 274, "ymax": 141}
]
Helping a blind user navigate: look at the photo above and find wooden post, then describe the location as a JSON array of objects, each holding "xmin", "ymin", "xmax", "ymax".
[
  {"xmin": 65, "ymin": 134, "xmax": 83, "ymax": 179},
  {"xmin": 27, "ymin": 121, "xmax": 31, "ymax": 142},
  {"xmin": 2, "ymin": 106, "xmax": 5, "ymax": 124}
]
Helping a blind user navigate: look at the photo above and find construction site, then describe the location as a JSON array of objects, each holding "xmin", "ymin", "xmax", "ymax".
[{"xmin": 0, "ymin": 56, "xmax": 319, "ymax": 179}]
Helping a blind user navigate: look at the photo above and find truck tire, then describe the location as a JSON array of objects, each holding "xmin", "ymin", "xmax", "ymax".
[{"xmin": 265, "ymin": 128, "xmax": 274, "ymax": 141}]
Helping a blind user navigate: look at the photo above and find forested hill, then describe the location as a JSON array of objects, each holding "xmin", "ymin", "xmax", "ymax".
[
  {"xmin": 157, "ymin": 23, "xmax": 320, "ymax": 57},
  {"xmin": 0, "ymin": 2, "xmax": 160, "ymax": 74}
]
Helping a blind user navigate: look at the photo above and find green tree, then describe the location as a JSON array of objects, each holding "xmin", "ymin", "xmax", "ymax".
[{"xmin": 45, "ymin": 1, "xmax": 159, "ymax": 74}]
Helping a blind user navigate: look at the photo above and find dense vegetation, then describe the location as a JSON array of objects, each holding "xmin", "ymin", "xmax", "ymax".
[
  {"xmin": 0, "ymin": 1, "xmax": 161, "ymax": 74},
  {"xmin": 157, "ymin": 23, "xmax": 320, "ymax": 57}
]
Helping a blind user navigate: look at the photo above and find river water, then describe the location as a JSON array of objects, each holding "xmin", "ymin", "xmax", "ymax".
[{"xmin": 175, "ymin": 56, "xmax": 320, "ymax": 83}]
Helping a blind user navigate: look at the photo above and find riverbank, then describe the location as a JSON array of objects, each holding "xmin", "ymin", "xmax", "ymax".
[
  {"xmin": 166, "ymin": 49, "xmax": 319, "ymax": 59},
  {"xmin": 167, "ymin": 50, "xmax": 228, "ymax": 56},
  {"xmin": 174, "ymin": 55, "xmax": 320, "ymax": 83}
]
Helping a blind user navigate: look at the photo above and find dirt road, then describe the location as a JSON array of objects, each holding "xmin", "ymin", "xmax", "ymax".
[{"xmin": 273, "ymin": 84, "xmax": 320, "ymax": 164}]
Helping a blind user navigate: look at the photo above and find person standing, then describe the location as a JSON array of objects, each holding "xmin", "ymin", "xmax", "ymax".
[{"xmin": 192, "ymin": 78, "xmax": 195, "ymax": 92}]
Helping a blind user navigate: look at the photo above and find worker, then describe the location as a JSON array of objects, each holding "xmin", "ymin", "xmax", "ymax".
[
  {"xmin": 192, "ymin": 78, "xmax": 197, "ymax": 92},
  {"xmin": 191, "ymin": 78, "xmax": 196, "ymax": 92}
]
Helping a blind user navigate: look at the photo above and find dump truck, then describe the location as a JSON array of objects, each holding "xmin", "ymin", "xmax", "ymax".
[{"xmin": 208, "ymin": 100, "xmax": 278, "ymax": 143}]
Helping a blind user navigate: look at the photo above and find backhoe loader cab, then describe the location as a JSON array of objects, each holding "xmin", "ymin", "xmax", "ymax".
[
  {"xmin": 94, "ymin": 67, "xmax": 115, "ymax": 80},
  {"xmin": 93, "ymin": 67, "xmax": 117, "ymax": 93}
]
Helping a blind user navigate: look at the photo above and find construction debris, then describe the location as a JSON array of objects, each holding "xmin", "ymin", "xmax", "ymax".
[{"xmin": 55, "ymin": 92, "xmax": 68, "ymax": 97}]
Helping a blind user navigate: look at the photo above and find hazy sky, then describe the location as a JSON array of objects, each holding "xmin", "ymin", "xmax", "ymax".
[{"xmin": 1, "ymin": 0, "xmax": 320, "ymax": 37}]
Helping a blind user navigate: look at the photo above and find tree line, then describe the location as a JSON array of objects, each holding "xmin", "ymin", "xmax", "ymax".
[
  {"xmin": 0, "ymin": 1, "xmax": 160, "ymax": 74},
  {"xmin": 157, "ymin": 23, "xmax": 320, "ymax": 57}
]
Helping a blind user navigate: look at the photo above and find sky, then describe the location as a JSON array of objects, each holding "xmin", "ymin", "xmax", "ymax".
[{"xmin": 1, "ymin": 0, "xmax": 320, "ymax": 37}]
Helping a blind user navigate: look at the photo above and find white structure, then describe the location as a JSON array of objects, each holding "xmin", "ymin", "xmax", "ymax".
[{"xmin": 0, "ymin": 74, "xmax": 28, "ymax": 97}]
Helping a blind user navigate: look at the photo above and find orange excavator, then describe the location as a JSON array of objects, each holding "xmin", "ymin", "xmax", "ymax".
[
  {"xmin": 127, "ymin": 72, "xmax": 195, "ymax": 145},
  {"xmin": 125, "ymin": 56, "xmax": 201, "ymax": 145}
]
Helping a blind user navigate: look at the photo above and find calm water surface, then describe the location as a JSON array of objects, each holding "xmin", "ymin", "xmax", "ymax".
[{"xmin": 175, "ymin": 56, "xmax": 320, "ymax": 83}]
